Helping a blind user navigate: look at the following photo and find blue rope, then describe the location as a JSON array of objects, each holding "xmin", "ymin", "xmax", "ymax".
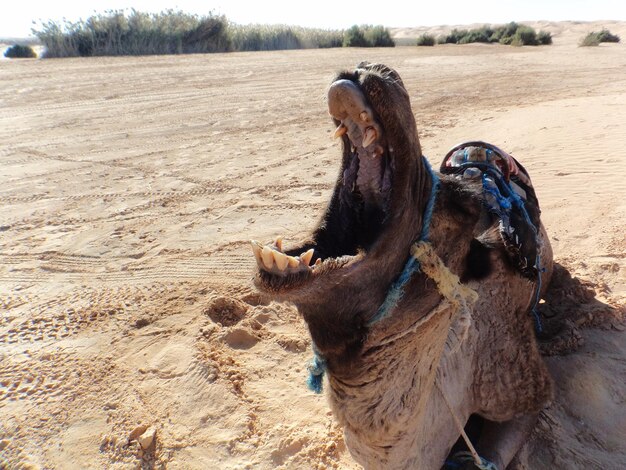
[
  {"xmin": 306, "ymin": 352, "xmax": 327, "ymax": 394},
  {"xmin": 306, "ymin": 156, "xmax": 440, "ymax": 393},
  {"xmin": 419, "ymin": 158, "xmax": 440, "ymax": 242}
]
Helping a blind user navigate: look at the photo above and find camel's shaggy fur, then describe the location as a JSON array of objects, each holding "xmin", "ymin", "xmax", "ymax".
[{"xmin": 253, "ymin": 63, "xmax": 554, "ymax": 469}]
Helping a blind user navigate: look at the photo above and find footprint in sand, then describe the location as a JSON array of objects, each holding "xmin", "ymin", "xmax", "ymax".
[
  {"xmin": 222, "ymin": 328, "xmax": 260, "ymax": 350},
  {"xmin": 204, "ymin": 296, "xmax": 249, "ymax": 327}
]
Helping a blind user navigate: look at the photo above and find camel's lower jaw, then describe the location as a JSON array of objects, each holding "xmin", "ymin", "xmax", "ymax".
[{"xmin": 251, "ymin": 241, "xmax": 360, "ymax": 296}]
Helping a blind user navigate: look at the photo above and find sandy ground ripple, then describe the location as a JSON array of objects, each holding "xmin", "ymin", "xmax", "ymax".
[{"xmin": 1, "ymin": 23, "xmax": 625, "ymax": 469}]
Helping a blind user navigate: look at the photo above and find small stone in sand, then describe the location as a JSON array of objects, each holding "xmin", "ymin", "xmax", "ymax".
[
  {"xmin": 128, "ymin": 424, "xmax": 148, "ymax": 444},
  {"xmin": 137, "ymin": 426, "xmax": 156, "ymax": 450}
]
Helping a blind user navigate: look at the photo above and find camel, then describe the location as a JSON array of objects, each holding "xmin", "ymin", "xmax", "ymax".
[{"xmin": 251, "ymin": 63, "xmax": 554, "ymax": 469}]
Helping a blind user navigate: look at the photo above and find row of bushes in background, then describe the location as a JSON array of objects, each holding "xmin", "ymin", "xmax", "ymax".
[
  {"xmin": 31, "ymin": 10, "xmax": 394, "ymax": 58},
  {"xmin": 417, "ymin": 22, "xmax": 552, "ymax": 46},
  {"xmin": 580, "ymin": 29, "xmax": 621, "ymax": 46}
]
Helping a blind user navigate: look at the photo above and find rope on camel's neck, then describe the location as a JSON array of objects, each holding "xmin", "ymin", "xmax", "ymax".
[{"xmin": 307, "ymin": 156, "xmax": 440, "ymax": 394}]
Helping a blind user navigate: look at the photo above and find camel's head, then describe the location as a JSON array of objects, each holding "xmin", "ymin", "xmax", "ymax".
[{"xmin": 252, "ymin": 63, "xmax": 432, "ymax": 360}]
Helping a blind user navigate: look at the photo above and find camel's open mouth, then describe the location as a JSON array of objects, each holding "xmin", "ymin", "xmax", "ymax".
[
  {"xmin": 329, "ymin": 78, "xmax": 392, "ymax": 218},
  {"xmin": 252, "ymin": 75, "xmax": 393, "ymax": 280}
]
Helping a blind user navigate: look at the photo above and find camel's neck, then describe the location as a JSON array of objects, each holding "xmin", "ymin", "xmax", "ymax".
[
  {"xmin": 295, "ymin": 154, "xmax": 436, "ymax": 366},
  {"xmin": 325, "ymin": 297, "xmax": 460, "ymax": 468}
]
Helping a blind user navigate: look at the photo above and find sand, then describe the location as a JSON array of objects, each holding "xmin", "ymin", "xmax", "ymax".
[{"xmin": 1, "ymin": 21, "xmax": 624, "ymax": 469}]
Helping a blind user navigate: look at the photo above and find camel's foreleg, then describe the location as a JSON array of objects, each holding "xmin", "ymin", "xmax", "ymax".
[{"xmin": 473, "ymin": 413, "xmax": 538, "ymax": 469}]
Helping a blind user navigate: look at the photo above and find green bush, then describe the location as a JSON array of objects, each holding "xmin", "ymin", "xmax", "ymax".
[
  {"xmin": 459, "ymin": 26, "xmax": 493, "ymax": 44},
  {"xmin": 438, "ymin": 28, "xmax": 468, "ymax": 44},
  {"xmin": 511, "ymin": 25, "xmax": 538, "ymax": 46},
  {"xmin": 581, "ymin": 29, "xmax": 620, "ymax": 46},
  {"xmin": 596, "ymin": 29, "xmax": 620, "ymax": 43},
  {"xmin": 343, "ymin": 25, "xmax": 394, "ymax": 48},
  {"xmin": 416, "ymin": 34, "xmax": 435, "ymax": 46},
  {"xmin": 537, "ymin": 30, "xmax": 553, "ymax": 45},
  {"xmin": 580, "ymin": 34, "xmax": 600, "ymax": 47},
  {"xmin": 343, "ymin": 25, "xmax": 368, "ymax": 47},
  {"xmin": 365, "ymin": 25, "xmax": 394, "ymax": 47},
  {"xmin": 4, "ymin": 44, "xmax": 37, "ymax": 58},
  {"xmin": 491, "ymin": 22, "xmax": 519, "ymax": 43},
  {"xmin": 438, "ymin": 22, "xmax": 550, "ymax": 47}
]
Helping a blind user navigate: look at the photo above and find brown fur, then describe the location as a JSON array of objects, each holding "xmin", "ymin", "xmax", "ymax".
[{"xmin": 253, "ymin": 63, "xmax": 553, "ymax": 469}]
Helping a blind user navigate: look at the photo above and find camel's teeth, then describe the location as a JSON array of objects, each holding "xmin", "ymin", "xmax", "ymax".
[
  {"xmin": 274, "ymin": 236, "xmax": 283, "ymax": 252},
  {"xmin": 360, "ymin": 111, "xmax": 369, "ymax": 122},
  {"xmin": 287, "ymin": 256, "xmax": 300, "ymax": 268},
  {"xmin": 251, "ymin": 241, "xmax": 262, "ymax": 259},
  {"xmin": 300, "ymin": 248, "xmax": 314, "ymax": 266},
  {"xmin": 272, "ymin": 250, "xmax": 289, "ymax": 270},
  {"xmin": 333, "ymin": 124, "xmax": 347, "ymax": 139},
  {"xmin": 362, "ymin": 127, "xmax": 377, "ymax": 147},
  {"xmin": 261, "ymin": 246, "xmax": 274, "ymax": 269},
  {"xmin": 314, "ymin": 258, "xmax": 322, "ymax": 266}
]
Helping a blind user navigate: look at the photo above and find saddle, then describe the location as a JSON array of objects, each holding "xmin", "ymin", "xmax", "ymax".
[{"xmin": 440, "ymin": 141, "xmax": 541, "ymax": 279}]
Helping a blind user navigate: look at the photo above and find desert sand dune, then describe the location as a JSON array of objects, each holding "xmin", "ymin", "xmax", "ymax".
[{"xmin": 0, "ymin": 24, "xmax": 624, "ymax": 469}]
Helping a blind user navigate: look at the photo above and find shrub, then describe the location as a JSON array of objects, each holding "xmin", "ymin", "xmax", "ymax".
[
  {"xmin": 511, "ymin": 25, "xmax": 538, "ymax": 46},
  {"xmin": 438, "ymin": 22, "xmax": 550, "ymax": 47},
  {"xmin": 364, "ymin": 25, "xmax": 394, "ymax": 47},
  {"xmin": 439, "ymin": 29, "xmax": 468, "ymax": 44},
  {"xmin": 4, "ymin": 44, "xmax": 37, "ymax": 58},
  {"xmin": 537, "ymin": 30, "xmax": 553, "ymax": 45},
  {"xmin": 580, "ymin": 33, "xmax": 600, "ymax": 47},
  {"xmin": 581, "ymin": 29, "xmax": 620, "ymax": 46},
  {"xmin": 491, "ymin": 22, "xmax": 519, "ymax": 43},
  {"xmin": 342, "ymin": 25, "xmax": 394, "ymax": 47},
  {"xmin": 459, "ymin": 26, "xmax": 494, "ymax": 44},
  {"xmin": 343, "ymin": 25, "xmax": 368, "ymax": 47},
  {"xmin": 596, "ymin": 29, "xmax": 620, "ymax": 43},
  {"xmin": 416, "ymin": 34, "xmax": 435, "ymax": 46}
]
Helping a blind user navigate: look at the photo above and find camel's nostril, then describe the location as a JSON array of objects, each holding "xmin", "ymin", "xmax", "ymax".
[{"xmin": 328, "ymin": 79, "xmax": 372, "ymax": 122}]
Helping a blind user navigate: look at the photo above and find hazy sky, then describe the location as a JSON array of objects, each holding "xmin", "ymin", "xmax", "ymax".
[{"xmin": 4, "ymin": 0, "xmax": 626, "ymax": 38}]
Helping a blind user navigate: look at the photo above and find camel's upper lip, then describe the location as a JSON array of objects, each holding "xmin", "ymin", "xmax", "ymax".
[{"xmin": 329, "ymin": 79, "xmax": 385, "ymax": 158}]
